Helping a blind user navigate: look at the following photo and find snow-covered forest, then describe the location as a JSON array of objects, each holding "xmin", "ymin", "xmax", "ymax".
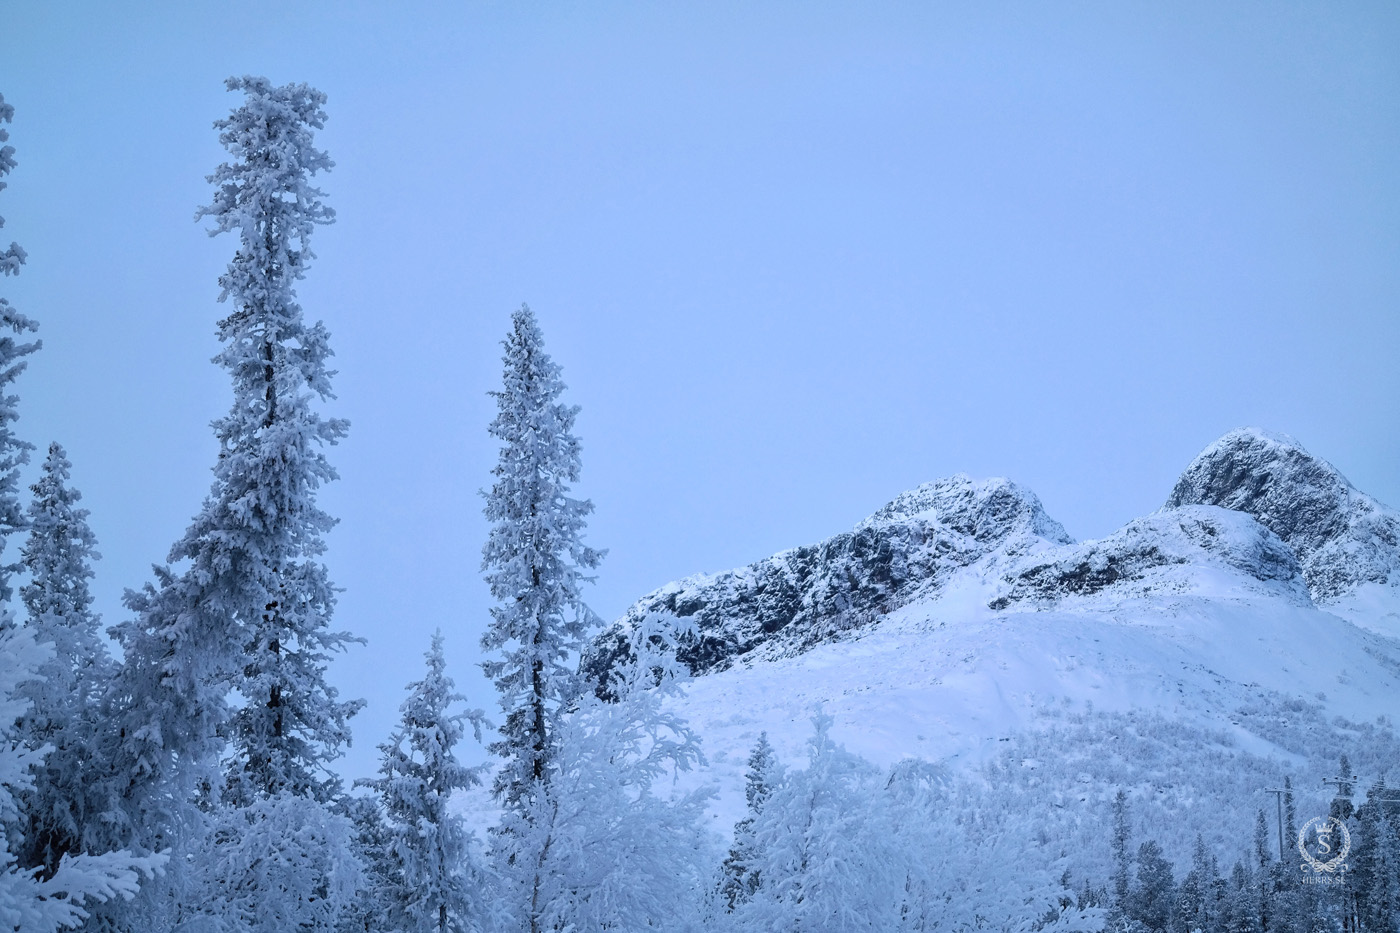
[{"xmin": 2, "ymin": 60, "xmax": 1400, "ymax": 933}]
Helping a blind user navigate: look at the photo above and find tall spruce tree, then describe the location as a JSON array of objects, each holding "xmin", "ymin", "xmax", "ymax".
[
  {"xmin": 1330, "ymin": 755, "xmax": 1356, "ymax": 824},
  {"xmin": 363, "ymin": 631, "xmax": 492, "ymax": 933},
  {"xmin": 15, "ymin": 443, "xmax": 118, "ymax": 875},
  {"xmin": 1130, "ymin": 840, "xmax": 1174, "ymax": 932},
  {"xmin": 1284, "ymin": 776, "xmax": 1298, "ymax": 853},
  {"xmin": 1176, "ymin": 834, "xmax": 1219, "ymax": 933},
  {"xmin": 480, "ymin": 305, "xmax": 602, "ymax": 807},
  {"xmin": 480, "ymin": 305, "xmax": 602, "ymax": 933},
  {"xmin": 1111, "ymin": 790, "xmax": 1133, "ymax": 912},
  {"xmin": 107, "ymin": 77, "xmax": 360, "ymax": 931},
  {"xmin": 1253, "ymin": 810, "xmax": 1272, "ymax": 870},
  {"xmin": 194, "ymin": 75, "xmax": 361, "ymax": 804},
  {"xmin": 0, "ymin": 91, "xmax": 38, "ymax": 603},
  {"xmin": 1221, "ymin": 861, "xmax": 1263, "ymax": 933}
]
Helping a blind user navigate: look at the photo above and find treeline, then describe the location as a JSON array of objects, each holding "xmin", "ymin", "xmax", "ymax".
[
  {"xmin": 706, "ymin": 734, "xmax": 1400, "ymax": 933},
  {"xmin": 1088, "ymin": 758, "xmax": 1400, "ymax": 933}
]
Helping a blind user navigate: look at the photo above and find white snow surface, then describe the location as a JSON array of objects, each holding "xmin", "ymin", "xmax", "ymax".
[
  {"xmin": 672, "ymin": 579, "xmax": 1400, "ymax": 826},
  {"xmin": 461, "ymin": 452, "xmax": 1400, "ymax": 879},
  {"xmin": 648, "ymin": 495, "xmax": 1400, "ymax": 870}
]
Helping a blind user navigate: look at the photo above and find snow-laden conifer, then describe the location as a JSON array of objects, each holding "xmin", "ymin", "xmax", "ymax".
[
  {"xmin": 363, "ymin": 631, "xmax": 493, "ymax": 933},
  {"xmin": 735, "ymin": 713, "xmax": 909, "ymax": 933},
  {"xmin": 0, "ymin": 624, "xmax": 164, "ymax": 932},
  {"xmin": 719, "ymin": 732, "xmax": 778, "ymax": 910},
  {"xmin": 195, "ymin": 75, "xmax": 360, "ymax": 804},
  {"xmin": 336, "ymin": 794, "xmax": 393, "ymax": 933},
  {"xmin": 517, "ymin": 615, "xmax": 712, "ymax": 933},
  {"xmin": 1221, "ymin": 861, "xmax": 1263, "ymax": 933},
  {"xmin": 1176, "ymin": 834, "xmax": 1218, "ymax": 933},
  {"xmin": 15, "ymin": 443, "xmax": 120, "ymax": 875},
  {"xmin": 105, "ymin": 77, "xmax": 360, "ymax": 931},
  {"xmin": 0, "ymin": 92, "xmax": 38, "ymax": 602},
  {"xmin": 481, "ymin": 305, "xmax": 603, "ymax": 818},
  {"xmin": 111, "ymin": 74, "xmax": 357, "ymax": 812},
  {"xmin": 1128, "ymin": 840, "xmax": 1174, "ymax": 932}
]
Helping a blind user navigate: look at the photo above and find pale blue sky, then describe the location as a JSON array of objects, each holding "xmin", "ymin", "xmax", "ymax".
[{"xmin": 3, "ymin": 1, "xmax": 1397, "ymax": 781}]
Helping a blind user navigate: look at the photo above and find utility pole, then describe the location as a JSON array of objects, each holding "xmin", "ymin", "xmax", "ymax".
[
  {"xmin": 1323, "ymin": 775, "xmax": 1356, "ymax": 823},
  {"xmin": 1263, "ymin": 787, "xmax": 1286, "ymax": 860}
]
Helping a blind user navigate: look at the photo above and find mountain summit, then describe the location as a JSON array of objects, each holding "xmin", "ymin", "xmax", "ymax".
[
  {"xmin": 584, "ymin": 475, "xmax": 1070, "ymax": 686},
  {"xmin": 1165, "ymin": 427, "xmax": 1400, "ymax": 602}
]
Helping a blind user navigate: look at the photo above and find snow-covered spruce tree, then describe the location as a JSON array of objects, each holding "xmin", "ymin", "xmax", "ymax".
[
  {"xmin": 1220, "ymin": 861, "xmax": 1262, "ymax": 933},
  {"xmin": 0, "ymin": 618, "xmax": 165, "ymax": 932},
  {"xmin": 525, "ymin": 615, "xmax": 712, "ymax": 932},
  {"xmin": 718, "ymin": 732, "xmax": 778, "ymax": 911},
  {"xmin": 362, "ymin": 631, "xmax": 493, "ymax": 933},
  {"xmin": 1283, "ymin": 776, "xmax": 1297, "ymax": 853},
  {"xmin": 481, "ymin": 305, "xmax": 602, "ymax": 808},
  {"xmin": 15, "ymin": 443, "xmax": 119, "ymax": 876},
  {"xmin": 1107, "ymin": 790, "xmax": 1140, "ymax": 932},
  {"xmin": 195, "ymin": 75, "xmax": 361, "ymax": 806},
  {"xmin": 735, "ymin": 713, "xmax": 909, "ymax": 933},
  {"xmin": 336, "ymin": 793, "xmax": 393, "ymax": 933},
  {"xmin": 0, "ymin": 92, "xmax": 39, "ymax": 603},
  {"xmin": 107, "ymin": 76, "xmax": 360, "ymax": 931},
  {"xmin": 1252, "ymin": 810, "xmax": 1271, "ymax": 871},
  {"xmin": 1128, "ymin": 840, "xmax": 1173, "ymax": 933},
  {"xmin": 479, "ymin": 305, "xmax": 602, "ymax": 928},
  {"xmin": 1176, "ymin": 834, "xmax": 1218, "ymax": 933}
]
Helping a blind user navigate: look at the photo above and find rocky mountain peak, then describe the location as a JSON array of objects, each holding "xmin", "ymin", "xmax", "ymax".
[
  {"xmin": 857, "ymin": 474, "xmax": 1072, "ymax": 547},
  {"xmin": 1165, "ymin": 428, "xmax": 1400, "ymax": 600},
  {"xmin": 583, "ymin": 475, "xmax": 1071, "ymax": 685}
]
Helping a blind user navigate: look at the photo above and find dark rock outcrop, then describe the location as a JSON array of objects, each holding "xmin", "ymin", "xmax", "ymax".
[
  {"xmin": 583, "ymin": 476, "xmax": 1070, "ymax": 685},
  {"xmin": 1165, "ymin": 429, "xmax": 1400, "ymax": 601}
]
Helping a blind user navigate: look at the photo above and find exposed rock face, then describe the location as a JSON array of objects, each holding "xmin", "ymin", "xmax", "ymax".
[
  {"xmin": 586, "ymin": 429, "xmax": 1397, "ymax": 691},
  {"xmin": 582, "ymin": 476, "xmax": 1071, "ymax": 684},
  {"xmin": 991, "ymin": 505, "xmax": 1310, "ymax": 608},
  {"xmin": 1165, "ymin": 429, "xmax": 1400, "ymax": 601}
]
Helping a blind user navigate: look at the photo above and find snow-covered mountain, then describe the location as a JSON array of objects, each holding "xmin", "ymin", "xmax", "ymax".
[
  {"xmin": 1166, "ymin": 427, "xmax": 1400, "ymax": 634},
  {"xmin": 583, "ymin": 475, "xmax": 1073, "ymax": 686},
  {"xmin": 585, "ymin": 428, "xmax": 1400, "ymax": 882}
]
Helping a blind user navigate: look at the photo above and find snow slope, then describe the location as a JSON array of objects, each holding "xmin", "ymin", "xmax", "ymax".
[{"xmin": 590, "ymin": 429, "xmax": 1400, "ymax": 877}]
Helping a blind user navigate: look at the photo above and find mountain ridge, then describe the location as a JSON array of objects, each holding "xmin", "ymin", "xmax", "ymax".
[
  {"xmin": 587, "ymin": 429, "xmax": 1400, "ymax": 685},
  {"xmin": 582, "ymin": 474, "xmax": 1071, "ymax": 690}
]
